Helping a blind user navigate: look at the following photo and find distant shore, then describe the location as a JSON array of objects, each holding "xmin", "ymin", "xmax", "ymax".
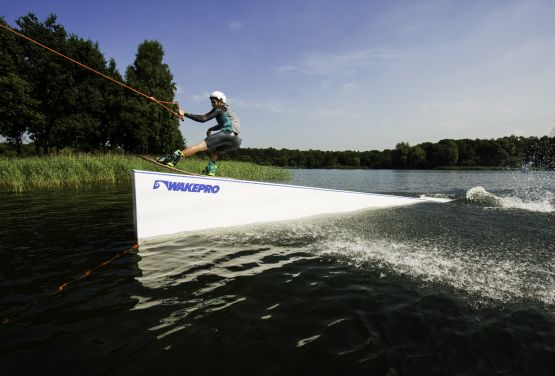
[
  {"xmin": 0, "ymin": 154, "xmax": 292, "ymax": 193},
  {"xmin": 433, "ymin": 165, "xmax": 510, "ymax": 171},
  {"xmin": 287, "ymin": 165, "xmax": 513, "ymax": 171}
]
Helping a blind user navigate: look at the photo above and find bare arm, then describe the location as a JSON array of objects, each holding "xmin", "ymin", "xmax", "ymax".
[{"xmin": 182, "ymin": 109, "xmax": 218, "ymax": 123}]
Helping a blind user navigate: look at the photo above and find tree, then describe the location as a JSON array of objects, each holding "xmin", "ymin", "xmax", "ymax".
[
  {"xmin": 438, "ymin": 139, "xmax": 459, "ymax": 166},
  {"xmin": 57, "ymin": 36, "xmax": 107, "ymax": 151},
  {"xmin": 0, "ymin": 73, "xmax": 44, "ymax": 156},
  {"xmin": 476, "ymin": 140, "xmax": 503, "ymax": 166},
  {"xmin": 393, "ymin": 142, "xmax": 411, "ymax": 168},
  {"xmin": 0, "ymin": 17, "xmax": 43, "ymax": 155},
  {"xmin": 407, "ymin": 145, "xmax": 426, "ymax": 168},
  {"xmin": 455, "ymin": 139, "xmax": 477, "ymax": 166},
  {"xmin": 122, "ymin": 40, "xmax": 183, "ymax": 154},
  {"xmin": 16, "ymin": 14, "xmax": 74, "ymax": 155},
  {"xmin": 9, "ymin": 13, "xmax": 138, "ymax": 154},
  {"xmin": 100, "ymin": 59, "xmax": 126, "ymax": 150}
]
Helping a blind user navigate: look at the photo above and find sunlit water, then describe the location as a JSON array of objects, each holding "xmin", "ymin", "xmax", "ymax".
[{"xmin": 1, "ymin": 169, "xmax": 554, "ymax": 375}]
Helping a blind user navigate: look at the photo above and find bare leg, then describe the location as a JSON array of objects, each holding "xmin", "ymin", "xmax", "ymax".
[
  {"xmin": 180, "ymin": 141, "xmax": 208, "ymax": 157},
  {"xmin": 208, "ymin": 150, "xmax": 219, "ymax": 162}
]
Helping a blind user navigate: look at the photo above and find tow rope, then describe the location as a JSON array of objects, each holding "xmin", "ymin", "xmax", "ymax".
[
  {"xmin": 0, "ymin": 23, "xmax": 183, "ymax": 119},
  {"xmin": 1, "ymin": 244, "xmax": 139, "ymax": 326}
]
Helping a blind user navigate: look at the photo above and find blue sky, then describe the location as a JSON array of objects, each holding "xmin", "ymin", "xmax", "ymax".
[{"xmin": 2, "ymin": 0, "xmax": 555, "ymax": 150}]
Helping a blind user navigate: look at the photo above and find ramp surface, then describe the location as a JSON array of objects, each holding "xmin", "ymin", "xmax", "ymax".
[{"xmin": 132, "ymin": 170, "xmax": 449, "ymax": 241}]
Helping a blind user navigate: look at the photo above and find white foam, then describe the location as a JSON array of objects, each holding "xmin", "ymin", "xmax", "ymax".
[
  {"xmin": 318, "ymin": 236, "xmax": 555, "ymax": 306},
  {"xmin": 497, "ymin": 195, "xmax": 554, "ymax": 213},
  {"xmin": 466, "ymin": 186, "xmax": 554, "ymax": 213},
  {"xmin": 419, "ymin": 194, "xmax": 453, "ymax": 203},
  {"xmin": 296, "ymin": 334, "xmax": 321, "ymax": 347}
]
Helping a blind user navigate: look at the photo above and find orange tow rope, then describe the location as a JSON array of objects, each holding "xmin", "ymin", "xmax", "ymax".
[
  {"xmin": 0, "ymin": 23, "xmax": 183, "ymax": 119},
  {"xmin": 1, "ymin": 244, "xmax": 140, "ymax": 325}
]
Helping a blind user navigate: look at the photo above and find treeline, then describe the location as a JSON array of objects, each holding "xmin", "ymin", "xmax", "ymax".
[
  {"xmin": 225, "ymin": 136, "xmax": 554, "ymax": 169},
  {"xmin": 0, "ymin": 13, "xmax": 183, "ymax": 156}
]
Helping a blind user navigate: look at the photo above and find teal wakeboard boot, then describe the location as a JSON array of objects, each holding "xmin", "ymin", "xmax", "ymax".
[
  {"xmin": 203, "ymin": 160, "xmax": 218, "ymax": 176},
  {"xmin": 157, "ymin": 150, "xmax": 183, "ymax": 167}
]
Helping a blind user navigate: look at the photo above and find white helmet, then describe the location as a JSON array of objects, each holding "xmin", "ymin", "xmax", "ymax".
[{"xmin": 209, "ymin": 90, "xmax": 227, "ymax": 104}]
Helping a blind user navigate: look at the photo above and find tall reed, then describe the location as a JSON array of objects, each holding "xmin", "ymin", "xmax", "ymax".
[{"xmin": 0, "ymin": 154, "xmax": 291, "ymax": 192}]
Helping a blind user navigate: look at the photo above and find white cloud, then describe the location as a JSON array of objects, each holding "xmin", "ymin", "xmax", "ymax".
[
  {"xmin": 229, "ymin": 21, "xmax": 243, "ymax": 32},
  {"xmin": 276, "ymin": 48, "xmax": 396, "ymax": 76}
]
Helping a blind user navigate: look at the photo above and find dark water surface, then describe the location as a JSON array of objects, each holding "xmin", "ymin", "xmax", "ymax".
[{"xmin": 1, "ymin": 170, "xmax": 554, "ymax": 375}]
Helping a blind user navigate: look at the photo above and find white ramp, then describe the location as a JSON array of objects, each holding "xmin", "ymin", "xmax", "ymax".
[{"xmin": 132, "ymin": 170, "xmax": 449, "ymax": 241}]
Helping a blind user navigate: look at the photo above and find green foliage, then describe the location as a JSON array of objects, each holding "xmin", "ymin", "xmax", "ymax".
[
  {"xmin": 0, "ymin": 17, "xmax": 44, "ymax": 155},
  {"xmin": 393, "ymin": 142, "xmax": 410, "ymax": 167},
  {"xmin": 407, "ymin": 145, "xmax": 426, "ymax": 168},
  {"xmin": 0, "ymin": 72, "xmax": 43, "ymax": 153},
  {"xmin": 225, "ymin": 136, "xmax": 554, "ymax": 170},
  {"xmin": 0, "ymin": 13, "xmax": 184, "ymax": 156},
  {"xmin": 122, "ymin": 40, "xmax": 183, "ymax": 154}
]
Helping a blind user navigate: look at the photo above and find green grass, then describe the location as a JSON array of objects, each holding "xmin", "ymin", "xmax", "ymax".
[{"xmin": 0, "ymin": 154, "xmax": 292, "ymax": 192}]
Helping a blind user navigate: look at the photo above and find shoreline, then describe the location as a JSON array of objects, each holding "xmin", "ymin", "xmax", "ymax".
[{"xmin": 285, "ymin": 165, "xmax": 521, "ymax": 171}]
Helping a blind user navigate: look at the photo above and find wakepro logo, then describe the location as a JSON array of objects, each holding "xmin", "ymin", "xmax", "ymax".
[{"xmin": 153, "ymin": 180, "xmax": 221, "ymax": 194}]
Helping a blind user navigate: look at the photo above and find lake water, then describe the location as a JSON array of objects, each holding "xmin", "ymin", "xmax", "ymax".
[{"xmin": 1, "ymin": 169, "xmax": 554, "ymax": 375}]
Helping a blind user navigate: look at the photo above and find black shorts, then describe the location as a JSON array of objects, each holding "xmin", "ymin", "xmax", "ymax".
[{"xmin": 205, "ymin": 130, "xmax": 242, "ymax": 152}]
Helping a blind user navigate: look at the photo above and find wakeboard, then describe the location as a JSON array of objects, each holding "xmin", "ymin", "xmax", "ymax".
[{"xmin": 137, "ymin": 155, "xmax": 201, "ymax": 176}]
